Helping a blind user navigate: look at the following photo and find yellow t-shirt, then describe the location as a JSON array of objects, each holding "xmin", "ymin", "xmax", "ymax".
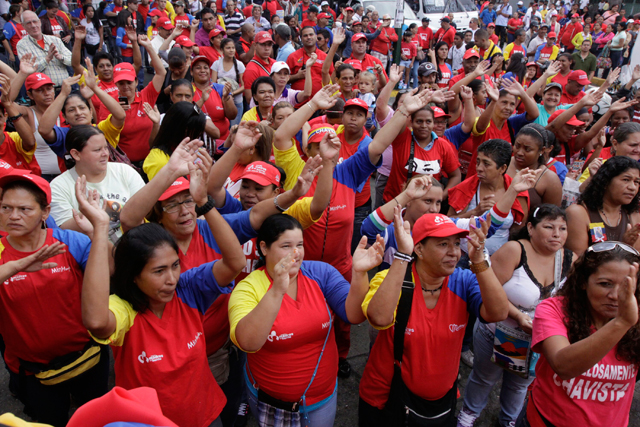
[
  {"xmin": 241, "ymin": 107, "xmax": 259, "ymax": 122},
  {"xmin": 6, "ymin": 132, "xmax": 35, "ymax": 164},
  {"xmin": 143, "ymin": 148, "xmax": 170, "ymax": 181},
  {"xmin": 284, "ymin": 197, "xmax": 319, "ymax": 229},
  {"xmin": 361, "ymin": 269, "xmax": 405, "ymax": 330},
  {"xmin": 578, "ymin": 158, "xmax": 609, "ymax": 183},
  {"xmin": 89, "ymin": 295, "xmax": 138, "ymax": 347},
  {"xmin": 273, "ymin": 144, "xmax": 306, "ymax": 191},
  {"xmin": 97, "ymin": 114, "xmax": 123, "ymax": 148}
]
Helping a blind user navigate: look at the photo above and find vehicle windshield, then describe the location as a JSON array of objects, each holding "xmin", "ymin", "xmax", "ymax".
[
  {"xmin": 362, "ymin": 1, "xmax": 418, "ymax": 20},
  {"xmin": 423, "ymin": 0, "xmax": 476, "ymax": 14}
]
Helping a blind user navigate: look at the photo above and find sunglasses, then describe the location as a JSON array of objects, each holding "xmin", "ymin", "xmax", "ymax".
[{"xmin": 587, "ymin": 241, "xmax": 640, "ymax": 257}]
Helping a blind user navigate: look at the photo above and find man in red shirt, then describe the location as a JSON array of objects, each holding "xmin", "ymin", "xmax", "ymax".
[
  {"xmin": 448, "ymin": 48, "xmax": 494, "ymax": 89},
  {"xmin": 559, "ymin": 13, "xmax": 583, "ymax": 52},
  {"xmin": 300, "ymin": 5, "xmax": 318, "ymax": 28},
  {"xmin": 346, "ymin": 33, "xmax": 388, "ymax": 89},
  {"xmin": 242, "ymin": 0, "xmax": 252, "ymax": 18},
  {"xmin": 434, "ymin": 16, "xmax": 455, "ymax": 47},
  {"xmin": 369, "ymin": 14, "xmax": 397, "ymax": 70},
  {"xmin": 560, "ymin": 69, "xmax": 589, "ymax": 105},
  {"xmin": 417, "ymin": 17, "xmax": 433, "ymax": 49},
  {"xmin": 286, "ymin": 26, "xmax": 333, "ymax": 102},
  {"xmin": 243, "ymin": 31, "xmax": 275, "ymax": 102}
]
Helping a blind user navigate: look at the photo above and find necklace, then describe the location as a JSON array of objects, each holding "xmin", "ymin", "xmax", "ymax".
[
  {"xmin": 600, "ymin": 208, "xmax": 621, "ymax": 227},
  {"xmin": 421, "ymin": 284, "xmax": 443, "ymax": 295}
]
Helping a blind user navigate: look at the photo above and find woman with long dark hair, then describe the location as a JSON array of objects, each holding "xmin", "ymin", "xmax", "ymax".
[
  {"xmin": 80, "ymin": 3, "xmax": 103, "ymax": 59},
  {"xmin": 566, "ymin": 155, "xmax": 640, "ymax": 256},
  {"xmin": 429, "ymin": 41, "xmax": 452, "ymax": 88},
  {"xmin": 516, "ymin": 241, "xmax": 640, "ymax": 427},
  {"xmin": 211, "ymin": 38, "xmax": 245, "ymax": 126}
]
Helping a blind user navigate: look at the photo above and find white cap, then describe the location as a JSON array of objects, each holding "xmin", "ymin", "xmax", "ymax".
[
  {"xmin": 270, "ymin": 61, "xmax": 290, "ymax": 74},
  {"xmin": 320, "ymin": 1, "xmax": 329, "ymax": 5},
  {"xmin": 517, "ymin": 1, "xmax": 523, "ymax": 4}
]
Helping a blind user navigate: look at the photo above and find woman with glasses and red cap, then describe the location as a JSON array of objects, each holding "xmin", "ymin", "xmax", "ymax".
[
  {"xmin": 192, "ymin": 54, "xmax": 237, "ymax": 139},
  {"xmin": 515, "ymin": 240, "xmax": 640, "ymax": 427},
  {"xmin": 359, "ymin": 204, "xmax": 509, "ymax": 426},
  {"xmin": 0, "ymin": 166, "xmax": 109, "ymax": 426}
]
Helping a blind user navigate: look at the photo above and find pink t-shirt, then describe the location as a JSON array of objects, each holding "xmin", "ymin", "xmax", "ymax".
[{"xmin": 531, "ymin": 297, "xmax": 638, "ymax": 427}]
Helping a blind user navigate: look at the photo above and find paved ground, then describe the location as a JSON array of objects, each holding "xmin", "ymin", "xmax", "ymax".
[{"xmin": 2, "ymin": 321, "xmax": 640, "ymax": 426}]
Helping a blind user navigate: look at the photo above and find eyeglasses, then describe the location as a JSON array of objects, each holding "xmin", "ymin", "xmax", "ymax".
[
  {"xmin": 162, "ymin": 198, "xmax": 196, "ymax": 213},
  {"xmin": 586, "ymin": 241, "xmax": 640, "ymax": 256}
]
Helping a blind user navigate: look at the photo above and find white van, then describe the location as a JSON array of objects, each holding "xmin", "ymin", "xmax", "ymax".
[{"xmin": 418, "ymin": 0, "xmax": 478, "ymax": 32}]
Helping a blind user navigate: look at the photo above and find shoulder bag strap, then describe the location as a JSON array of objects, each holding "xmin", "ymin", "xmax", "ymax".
[
  {"xmin": 406, "ymin": 135, "xmax": 416, "ymax": 181},
  {"xmin": 553, "ymin": 249, "xmax": 562, "ymax": 294},
  {"xmin": 250, "ymin": 59, "xmax": 270, "ymax": 75},
  {"xmin": 393, "ymin": 262, "xmax": 415, "ymax": 365}
]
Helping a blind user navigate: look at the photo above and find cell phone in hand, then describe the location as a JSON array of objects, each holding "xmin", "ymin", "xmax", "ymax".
[{"xmin": 119, "ymin": 96, "xmax": 129, "ymax": 105}]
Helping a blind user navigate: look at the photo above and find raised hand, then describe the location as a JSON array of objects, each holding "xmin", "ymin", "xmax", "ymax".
[
  {"xmin": 188, "ymin": 148, "xmax": 213, "ymax": 206},
  {"xmin": 609, "ymin": 97, "xmax": 639, "ymax": 113},
  {"xmin": 588, "ymin": 157, "xmax": 603, "ymax": 178},
  {"xmin": 431, "ymin": 88, "xmax": 456, "ymax": 104},
  {"xmin": 606, "ymin": 67, "xmax": 621, "ymax": 85},
  {"xmin": 402, "ymin": 87, "xmax": 434, "ymax": 114},
  {"xmin": 632, "ymin": 64, "xmax": 640, "ymax": 81},
  {"xmin": 510, "ymin": 167, "xmax": 537, "ymax": 193},
  {"xmin": 405, "ymin": 175, "xmax": 432, "ymax": 200},
  {"xmin": 83, "ymin": 57, "xmax": 98, "ymax": 90},
  {"xmin": 580, "ymin": 90, "xmax": 603, "ymax": 107},
  {"xmin": 460, "ymin": 85, "xmax": 473, "ymax": 100},
  {"xmin": 191, "ymin": 18, "xmax": 200, "ymax": 30},
  {"xmin": 332, "ymin": 26, "xmax": 346, "ymax": 45},
  {"xmin": 310, "ymin": 84, "xmax": 341, "ymax": 110},
  {"xmin": 137, "ymin": 34, "xmax": 151, "ymax": 48},
  {"xmin": 0, "ymin": 75, "xmax": 12, "ymax": 105},
  {"xmin": 75, "ymin": 25, "xmax": 87, "ymax": 40},
  {"xmin": 234, "ymin": 121, "xmax": 262, "ymax": 150},
  {"xmin": 501, "ymin": 76, "xmax": 525, "ymax": 96},
  {"xmin": 318, "ymin": 132, "xmax": 340, "ymax": 161},
  {"xmin": 19, "ymin": 53, "xmax": 37, "ymax": 75},
  {"xmin": 593, "ymin": 128, "xmax": 606, "ymax": 150},
  {"xmin": 352, "ymin": 234, "xmax": 384, "ymax": 273},
  {"xmin": 393, "ymin": 205, "xmax": 414, "ymax": 254},
  {"xmin": 61, "ymin": 74, "xmax": 82, "ymax": 97},
  {"xmin": 473, "ymin": 59, "xmax": 492, "ymax": 77},
  {"xmin": 305, "ymin": 52, "xmax": 318, "ymax": 68},
  {"xmin": 389, "ymin": 63, "xmax": 402, "ymax": 83},
  {"xmin": 166, "ymin": 137, "xmax": 204, "ymax": 177},
  {"xmin": 75, "ymin": 175, "xmax": 110, "ymax": 226},
  {"xmin": 486, "ymin": 84, "xmax": 499, "ymax": 102},
  {"xmin": 125, "ymin": 24, "xmax": 137, "ymax": 43},
  {"xmin": 292, "ymin": 155, "xmax": 323, "ymax": 197},
  {"xmin": 543, "ymin": 60, "xmax": 561, "ymax": 77},
  {"xmin": 467, "ymin": 214, "xmax": 490, "ymax": 263},
  {"xmin": 616, "ymin": 262, "xmax": 639, "ymax": 328},
  {"xmin": 143, "ymin": 102, "xmax": 161, "ymax": 124}
]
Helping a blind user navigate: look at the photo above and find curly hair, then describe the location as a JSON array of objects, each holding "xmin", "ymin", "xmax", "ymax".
[
  {"xmin": 578, "ymin": 156, "xmax": 640, "ymax": 215},
  {"xmin": 558, "ymin": 246, "xmax": 640, "ymax": 365}
]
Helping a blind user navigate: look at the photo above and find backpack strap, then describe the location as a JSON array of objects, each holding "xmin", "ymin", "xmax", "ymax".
[{"xmin": 393, "ymin": 262, "xmax": 415, "ymax": 366}]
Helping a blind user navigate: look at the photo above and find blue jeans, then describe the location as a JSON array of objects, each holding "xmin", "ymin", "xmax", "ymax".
[
  {"xmin": 246, "ymin": 380, "xmax": 338, "ymax": 427},
  {"xmin": 230, "ymin": 100, "xmax": 243, "ymax": 127},
  {"xmin": 462, "ymin": 322, "xmax": 533, "ymax": 427},
  {"xmin": 410, "ymin": 60, "xmax": 420, "ymax": 88}
]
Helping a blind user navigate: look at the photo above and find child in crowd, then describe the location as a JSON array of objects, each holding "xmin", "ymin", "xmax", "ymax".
[{"xmin": 399, "ymin": 30, "xmax": 416, "ymax": 90}]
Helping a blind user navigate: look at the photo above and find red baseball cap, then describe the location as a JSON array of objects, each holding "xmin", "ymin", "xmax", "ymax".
[
  {"xmin": 159, "ymin": 176, "xmax": 190, "ymax": 201},
  {"xmin": 548, "ymin": 109, "xmax": 585, "ymax": 127},
  {"xmin": 114, "ymin": 62, "xmax": 136, "ymax": 82},
  {"xmin": 412, "ymin": 214, "xmax": 468, "ymax": 245},
  {"xmin": 318, "ymin": 12, "xmax": 331, "ymax": 19},
  {"xmin": 209, "ymin": 28, "xmax": 225, "ymax": 39},
  {"xmin": 526, "ymin": 61, "xmax": 539, "ymax": 68},
  {"xmin": 547, "ymin": 31, "xmax": 557, "ymax": 38},
  {"xmin": 148, "ymin": 8, "xmax": 163, "ymax": 17},
  {"xmin": 25, "ymin": 73, "xmax": 54, "ymax": 90},
  {"xmin": 345, "ymin": 6, "xmax": 354, "ymax": 11},
  {"xmin": 568, "ymin": 70, "xmax": 591, "ymax": 85},
  {"xmin": 176, "ymin": 35, "xmax": 196, "ymax": 47},
  {"xmin": 432, "ymin": 106, "xmax": 450, "ymax": 118},
  {"xmin": 487, "ymin": 22, "xmax": 495, "ymax": 28},
  {"xmin": 191, "ymin": 55, "xmax": 211, "ymax": 68},
  {"xmin": 241, "ymin": 161, "xmax": 281, "ymax": 187},
  {"xmin": 351, "ymin": 32, "xmax": 367, "ymax": 43},
  {"xmin": 344, "ymin": 98, "xmax": 369, "ymax": 113},
  {"xmin": 156, "ymin": 16, "xmax": 174, "ymax": 30},
  {"xmin": 463, "ymin": 48, "xmax": 480, "ymax": 59},
  {"xmin": 344, "ymin": 58, "xmax": 362, "ymax": 71},
  {"xmin": 0, "ymin": 169, "xmax": 52, "ymax": 204},
  {"xmin": 255, "ymin": 31, "xmax": 274, "ymax": 44},
  {"xmin": 308, "ymin": 123, "xmax": 336, "ymax": 144},
  {"xmin": 572, "ymin": 13, "xmax": 580, "ymax": 18}
]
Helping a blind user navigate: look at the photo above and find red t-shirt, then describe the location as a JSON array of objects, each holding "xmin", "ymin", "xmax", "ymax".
[
  {"xmin": 109, "ymin": 5, "xmax": 123, "ymax": 36},
  {"xmin": 223, "ymin": 162, "xmax": 246, "ymax": 198},
  {"xmin": 489, "ymin": 34, "xmax": 499, "ymax": 44},
  {"xmin": 49, "ymin": 17, "xmax": 63, "ymax": 34},
  {"xmin": 119, "ymin": 83, "xmax": 161, "ymax": 162},
  {"xmin": 560, "ymin": 90, "xmax": 585, "ymax": 105},
  {"xmin": 244, "ymin": 267, "xmax": 337, "ymax": 404},
  {"xmin": 448, "ymin": 71, "xmax": 495, "ymax": 89},
  {"xmin": 0, "ymin": 132, "xmax": 41, "ymax": 175},
  {"xmin": 93, "ymin": 79, "xmax": 119, "ymax": 122},
  {"xmin": 434, "ymin": 26, "xmax": 455, "ymax": 47},
  {"xmin": 193, "ymin": 85, "xmax": 230, "ymax": 140},
  {"xmin": 401, "ymin": 41, "xmax": 417, "ymax": 59},
  {"xmin": 336, "ymin": 126, "xmax": 372, "ymax": 207},
  {"xmin": 0, "ymin": 229, "xmax": 92, "ymax": 373},
  {"xmin": 286, "ymin": 48, "xmax": 333, "ymax": 101},
  {"xmin": 360, "ymin": 267, "xmax": 482, "ymax": 408},
  {"xmin": 537, "ymin": 45, "xmax": 557, "ymax": 62},
  {"xmin": 243, "ymin": 56, "xmax": 275, "ymax": 98},
  {"xmin": 138, "ymin": 4, "xmax": 149, "ymax": 23},
  {"xmin": 300, "ymin": 18, "xmax": 316, "ymax": 28},
  {"xmin": 551, "ymin": 71, "xmax": 571, "ymax": 88},
  {"xmin": 417, "ymin": 26, "xmax": 433, "ymax": 48},
  {"xmin": 344, "ymin": 54, "xmax": 388, "ymax": 80},
  {"xmin": 438, "ymin": 63, "xmax": 452, "ymax": 88},
  {"xmin": 467, "ymin": 118, "xmax": 513, "ymax": 176},
  {"xmin": 383, "ymin": 128, "xmax": 459, "ymax": 203},
  {"xmin": 242, "ymin": 4, "xmax": 252, "ymax": 18},
  {"xmin": 120, "ymin": 32, "xmax": 133, "ymax": 57},
  {"xmin": 5, "ymin": 21, "xmax": 27, "ymax": 55},
  {"xmin": 174, "ymin": 14, "xmax": 192, "ymax": 38},
  {"xmin": 198, "ymin": 46, "xmax": 222, "ymax": 64},
  {"xmin": 507, "ymin": 18, "xmax": 522, "ymax": 33},
  {"xmin": 531, "ymin": 297, "xmax": 638, "ymax": 427}
]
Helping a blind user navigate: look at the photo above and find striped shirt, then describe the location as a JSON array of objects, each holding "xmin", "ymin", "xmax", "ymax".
[
  {"xmin": 16, "ymin": 34, "xmax": 72, "ymax": 87},
  {"xmin": 223, "ymin": 10, "xmax": 245, "ymax": 40}
]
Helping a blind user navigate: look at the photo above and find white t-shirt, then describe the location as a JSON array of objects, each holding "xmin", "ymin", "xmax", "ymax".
[
  {"xmin": 448, "ymin": 44, "xmax": 466, "ymax": 71},
  {"xmin": 80, "ymin": 18, "xmax": 100, "ymax": 45},
  {"xmin": 211, "ymin": 57, "xmax": 246, "ymax": 104},
  {"xmin": 50, "ymin": 162, "xmax": 145, "ymax": 243},
  {"xmin": 495, "ymin": 3, "xmax": 512, "ymax": 26},
  {"xmin": 150, "ymin": 34, "xmax": 173, "ymax": 68}
]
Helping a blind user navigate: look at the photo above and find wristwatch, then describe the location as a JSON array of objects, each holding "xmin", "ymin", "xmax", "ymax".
[
  {"xmin": 469, "ymin": 253, "xmax": 490, "ymax": 274},
  {"xmin": 195, "ymin": 195, "xmax": 215, "ymax": 216}
]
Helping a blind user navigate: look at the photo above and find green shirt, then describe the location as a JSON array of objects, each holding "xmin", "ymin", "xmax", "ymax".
[{"xmin": 572, "ymin": 51, "xmax": 597, "ymax": 76}]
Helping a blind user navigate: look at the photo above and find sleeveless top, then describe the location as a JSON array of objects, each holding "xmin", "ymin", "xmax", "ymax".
[
  {"xmin": 584, "ymin": 204, "xmax": 629, "ymax": 245},
  {"xmin": 31, "ymin": 108, "xmax": 62, "ymax": 175},
  {"xmin": 487, "ymin": 240, "xmax": 573, "ymax": 334}
]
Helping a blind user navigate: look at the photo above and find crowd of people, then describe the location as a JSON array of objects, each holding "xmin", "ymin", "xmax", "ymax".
[{"xmin": 0, "ymin": 0, "xmax": 638, "ymax": 426}]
